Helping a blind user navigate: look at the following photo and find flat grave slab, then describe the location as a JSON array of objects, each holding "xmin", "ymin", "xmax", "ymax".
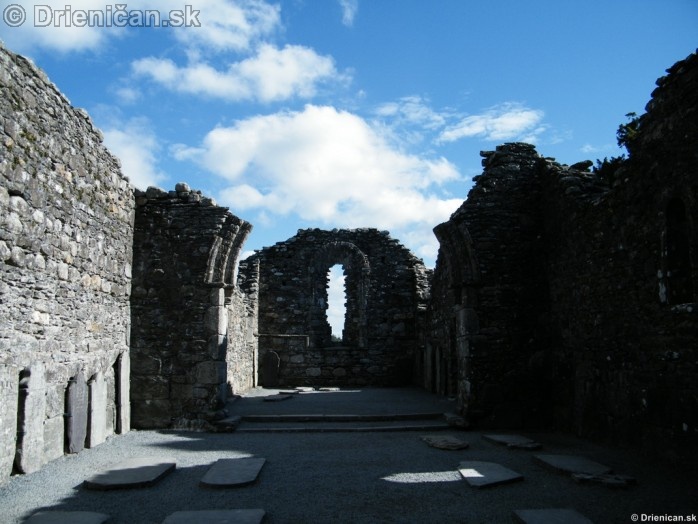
[
  {"xmin": 263, "ymin": 394, "xmax": 293, "ymax": 402},
  {"xmin": 25, "ymin": 511, "xmax": 111, "ymax": 524},
  {"xmin": 84, "ymin": 457, "xmax": 176, "ymax": 490},
  {"xmin": 534, "ymin": 454, "xmax": 611, "ymax": 476},
  {"xmin": 458, "ymin": 460, "xmax": 523, "ymax": 488},
  {"xmin": 200, "ymin": 458, "xmax": 266, "ymax": 488},
  {"xmin": 421, "ymin": 434, "xmax": 469, "ymax": 450},
  {"xmin": 162, "ymin": 509, "xmax": 266, "ymax": 524},
  {"xmin": 295, "ymin": 386, "xmax": 315, "ymax": 392},
  {"xmin": 483, "ymin": 434, "xmax": 541, "ymax": 450},
  {"xmin": 513, "ymin": 508, "xmax": 594, "ymax": 524}
]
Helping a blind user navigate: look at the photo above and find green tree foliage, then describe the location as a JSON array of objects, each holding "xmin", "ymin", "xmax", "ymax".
[{"xmin": 616, "ymin": 112, "xmax": 641, "ymax": 152}]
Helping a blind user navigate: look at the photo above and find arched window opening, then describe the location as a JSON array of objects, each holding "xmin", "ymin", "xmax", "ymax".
[
  {"xmin": 327, "ymin": 264, "xmax": 347, "ymax": 344},
  {"xmin": 666, "ymin": 198, "xmax": 694, "ymax": 304}
]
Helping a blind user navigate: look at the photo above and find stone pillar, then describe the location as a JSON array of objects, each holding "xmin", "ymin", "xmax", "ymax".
[
  {"xmin": 65, "ymin": 371, "xmax": 88, "ymax": 454},
  {"xmin": 14, "ymin": 363, "xmax": 46, "ymax": 474},
  {"xmin": 116, "ymin": 352, "xmax": 130, "ymax": 434},
  {"xmin": 87, "ymin": 372, "xmax": 106, "ymax": 448},
  {"xmin": 0, "ymin": 366, "xmax": 18, "ymax": 483}
]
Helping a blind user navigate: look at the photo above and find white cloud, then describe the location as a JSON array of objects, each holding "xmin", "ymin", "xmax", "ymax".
[
  {"xmin": 438, "ymin": 102, "xmax": 544, "ymax": 143},
  {"xmin": 0, "ymin": 0, "xmax": 280, "ymax": 54},
  {"xmin": 133, "ymin": 44, "xmax": 342, "ymax": 102},
  {"xmin": 114, "ymin": 86, "xmax": 140, "ymax": 104},
  {"xmin": 101, "ymin": 118, "xmax": 166, "ymax": 190},
  {"xmin": 327, "ymin": 265, "xmax": 346, "ymax": 336},
  {"xmin": 169, "ymin": 0, "xmax": 281, "ymax": 52},
  {"xmin": 178, "ymin": 105, "xmax": 463, "ymax": 264},
  {"xmin": 376, "ymin": 96, "xmax": 447, "ymax": 131},
  {"xmin": 0, "ymin": 0, "xmax": 123, "ymax": 53},
  {"xmin": 580, "ymin": 142, "xmax": 616, "ymax": 154},
  {"xmin": 339, "ymin": 0, "xmax": 359, "ymax": 27}
]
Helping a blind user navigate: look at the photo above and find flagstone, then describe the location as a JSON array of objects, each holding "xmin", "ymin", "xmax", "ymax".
[
  {"xmin": 483, "ymin": 434, "xmax": 541, "ymax": 449},
  {"xmin": 200, "ymin": 458, "xmax": 266, "ymax": 488},
  {"xmin": 84, "ymin": 457, "xmax": 176, "ymax": 490},
  {"xmin": 458, "ymin": 460, "xmax": 523, "ymax": 488},
  {"xmin": 534, "ymin": 454, "xmax": 611, "ymax": 476}
]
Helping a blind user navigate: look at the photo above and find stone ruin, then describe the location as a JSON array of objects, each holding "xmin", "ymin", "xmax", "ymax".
[
  {"xmin": 0, "ymin": 40, "xmax": 696, "ymax": 483},
  {"xmin": 240, "ymin": 228, "xmax": 430, "ymax": 388}
]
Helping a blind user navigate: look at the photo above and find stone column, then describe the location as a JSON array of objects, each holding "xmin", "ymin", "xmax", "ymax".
[
  {"xmin": 0, "ymin": 366, "xmax": 18, "ymax": 483},
  {"xmin": 117, "ymin": 352, "xmax": 130, "ymax": 434},
  {"xmin": 15, "ymin": 363, "xmax": 46, "ymax": 474},
  {"xmin": 87, "ymin": 372, "xmax": 106, "ymax": 448}
]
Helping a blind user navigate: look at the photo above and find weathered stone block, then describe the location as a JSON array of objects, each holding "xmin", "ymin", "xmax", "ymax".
[{"xmin": 196, "ymin": 361, "xmax": 227, "ymax": 385}]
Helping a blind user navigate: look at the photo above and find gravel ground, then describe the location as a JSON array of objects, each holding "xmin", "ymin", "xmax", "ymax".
[{"xmin": 1, "ymin": 388, "xmax": 696, "ymax": 524}]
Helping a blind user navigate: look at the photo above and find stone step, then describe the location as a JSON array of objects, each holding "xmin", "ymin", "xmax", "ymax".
[
  {"xmin": 162, "ymin": 509, "xmax": 265, "ymax": 524},
  {"xmin": 236, "ymin": 419, "xmax": 452, "ymax": 433},
  {"xmin": 25, "ymin": 511, "xmax": 111, "ymax": 524},
  {"xmin": 241, "ymin": 412, "xmax": 445, "ymax": 423}
]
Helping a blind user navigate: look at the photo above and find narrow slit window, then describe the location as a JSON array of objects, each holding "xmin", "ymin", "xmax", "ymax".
[{"xmin": 327, "ymin": 264, "xmax": 347, "ymax": 343}]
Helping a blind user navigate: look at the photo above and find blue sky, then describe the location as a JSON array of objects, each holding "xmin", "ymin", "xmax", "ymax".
[{"xmin": 1, "ymin": 0, "xmax": 696, "ymax": 273}]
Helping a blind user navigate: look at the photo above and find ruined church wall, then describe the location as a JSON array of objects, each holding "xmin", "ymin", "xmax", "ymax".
[
  {"xmin": 130, "ymin": 185, "xmax": 253, "ymax": 428},
  {"xmin": 243, "ymin": 228, "xmax": 429, "ymax": 387},
  {"xmin": 429, "ymin": 51, "xmax": 697, "ymax": 465},
  {"xmin": 427, "ymin": 143, "xmax": 553, "ymax": 427},
  {"xmin": 543, "ymin": 52, "xmax": 698, "ymax": 462},
  {"xmin": 0, "ymin": 44, "xmax": 133, "ymax": 483}
]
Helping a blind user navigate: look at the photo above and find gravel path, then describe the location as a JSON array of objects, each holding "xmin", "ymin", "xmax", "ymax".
[{"xmin": 1, "ymin": 388, "xmax": 695, "ymax": 523}]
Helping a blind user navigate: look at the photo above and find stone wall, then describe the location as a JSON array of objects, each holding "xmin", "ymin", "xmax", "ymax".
[
  {"xmin": 129, "ymin": 184, "xmax": 253, "ymax": 428},
  {"xmin": 241, "ymin": 228, "xmax": 430, "ymax": 387},
  {"xmin": 0, "ymin": 44, "xmax": 133, "ymax": 484},
  {"xmin": 543, "ymin": 51, "xmax": 698, "ymax": 461},
  {"xmin": 426, "ymin": 143, "xmax": 552, "ymax": 426},
  {"xmin": 429, "ymin": 51, "xmax": 698, "ymax": 465}
]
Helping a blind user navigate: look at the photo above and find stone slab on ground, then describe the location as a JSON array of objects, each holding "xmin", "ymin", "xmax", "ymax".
[
  {"xmin": 421, "ymin": 434, "xmax": 469, "ymax": 450},
  {"xmin": 295, "ymin": 386, "xmax": 315, "ymax": 392},
  {"xmin": 483, "ymin": 434, "xmax": 542, "ymax": 450},
  {"xmin": 263, "ymin": 394, "xmax": 293, "ymax": 402},
  {"xmin": 534, "ymin": 454, "xmax": 612, "ymax": 476},
  {"xmin": 84, "ymin": 457, "xmax": 176, "ymax": 490},
  {"xmin": 444, "ymin": 412, "xmax": 469, "ymax": 428},
  {"xmin": 213, "ymin": 415, "xmax": 242, "ymax": 432},
  {"xmin": 200, "ymin": 458, "xmax": 266, "ymax": 488},
  {"xmin": 513, "ymin": 508, "xmax": 594, "ymax": 524},
  {"xmin": 162, "ymin": 509, "xmax": 266, "ymax": 524},
  {"xmin": 458, "ymin": 461, "xmax": 524, "ymax": 488},
  {"xmin": 572, "ymin": 472, "xmax": 637, "ymax": 487},
  {"xmin": 25, "ymin": 511, "xmax": 111, "ymax": 524}
]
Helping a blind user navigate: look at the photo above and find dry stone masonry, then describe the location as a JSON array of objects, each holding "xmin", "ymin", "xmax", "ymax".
[
  {"xmin": 240, "ymin": 228, "xmax": 431, "ymax": 387},
  {"xmin": 0, "ymin": 39, "xmax": 696, "ymax": 483},
  {"xmin": 0, "ymin": 44, "xmax": 133, "ymax": 480},
  {"xmin": 130, "ymin": 184, "xmax": 254, "ymax": 428},
  {"xmin": 426, "ymin": 50, "xmax": 698, "ymax": 467}
]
